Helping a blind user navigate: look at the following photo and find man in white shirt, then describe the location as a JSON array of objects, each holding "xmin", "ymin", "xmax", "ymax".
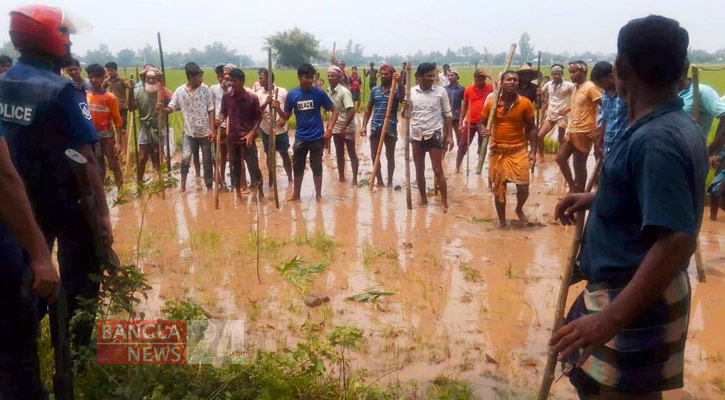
[
  {"xmin": 209, "ymin": 64, "xmax": 228, "ymax": 188},
  {"xmin": 403, "ymin": 62, "xmax": 454, "ymax": 212},
  {"xmin": 256, "ymin": 69, "xmax": 293, "ymax": 185},
  {"xmin": 537, "ymin": 64, "xmax": 575, "ymax": 161},
  {"xmin": 438, "ymin": 64, "xmax": 450, "ymax": 87},
  {"xmin": 159, "ymin": 62, "xmax": 215, "ymax": 192}
]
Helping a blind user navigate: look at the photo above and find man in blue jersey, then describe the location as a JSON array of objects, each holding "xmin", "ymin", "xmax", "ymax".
[{"xmin": 274, "ymin": 63, "xmax": 338, "ymax": 201}]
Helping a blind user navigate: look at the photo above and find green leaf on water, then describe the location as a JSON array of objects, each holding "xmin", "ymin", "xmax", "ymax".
[{"xmin": 344, "ymin": 290, "xmax": 395, "ymax": 303}]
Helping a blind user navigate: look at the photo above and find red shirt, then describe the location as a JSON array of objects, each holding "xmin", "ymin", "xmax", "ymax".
[
  {"xmin": 219, "ymin": 88, "xmax": 262, "ymax": 145},
  {"xmin": 349, "ymin": 74, "xmax": 362, "ymax": 91},
  {"xmin": 463, "ymin": 83, "xmax": 493, "ymax": 124}
]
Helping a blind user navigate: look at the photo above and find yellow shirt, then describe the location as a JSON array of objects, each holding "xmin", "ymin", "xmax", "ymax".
[{"xmin": 567, "ymin": 81, "xmax": 602, "ymax": 133}]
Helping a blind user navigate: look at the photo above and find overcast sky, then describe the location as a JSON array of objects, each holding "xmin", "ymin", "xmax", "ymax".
[{"xmin": 1, "ymin": 0, "xmax": 722, "ymax": 62}]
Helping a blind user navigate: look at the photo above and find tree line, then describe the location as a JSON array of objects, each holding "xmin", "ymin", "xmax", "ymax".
[{"xmin": 2, "ymin": 28, "xmax": 724, "ymax": 69}]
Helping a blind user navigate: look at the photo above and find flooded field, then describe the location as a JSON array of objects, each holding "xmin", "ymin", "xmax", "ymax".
[{"xmin": 108, "ymin": 124, "xmax": 724, "ymax": 399}]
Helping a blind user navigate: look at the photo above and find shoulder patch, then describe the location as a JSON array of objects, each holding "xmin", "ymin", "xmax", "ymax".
[{"xmin": 80, "ymin": 102, "xmax": 91, "ymax": 120}]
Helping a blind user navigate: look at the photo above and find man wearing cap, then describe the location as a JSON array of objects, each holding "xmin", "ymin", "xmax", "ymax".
[
  {"xmin": 327, "ymin": 65, "xmax": 359, "ymax": 184},
  {"xmin": 0, "ymin": 5, "xmax": 112, "ymax": 374},
  {"xmin": 361, "ymin": 63, "xmax": 404, "ymax": 188},
  {"xmin": 537, "ymin": 64, "xmax": 575, "ymax": 161},
  {"xmin": 556, "ymin": 61, "xmax": 602, "ymax": 192},
  {"xmin": 457, "ymin": 69, "xmax": 493, "ymax": 173},
  {"xmin": 129, "ymin": 66, "xmax": 172, "ymax": 186},
  {"xmin": 444, "ymin": 68, "xmax": 465, "ymax": 153}
]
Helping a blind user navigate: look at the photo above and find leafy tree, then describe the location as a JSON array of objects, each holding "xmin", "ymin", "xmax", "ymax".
[
  {"xmin": 116, "ymin": 49, "xmax": 135, "ymax": 67},
  {"xmin": 265, "ymin": 27, "xmax": 320, "ymax": 68},
  {"xmin": 518, "ymin": 32, "xmax": 534, "ymax": 64},
  {"xmin": 84, "ymin": 44, "xmax": 114, "ymax": 65}
]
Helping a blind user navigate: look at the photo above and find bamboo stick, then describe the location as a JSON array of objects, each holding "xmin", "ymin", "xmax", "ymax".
[
  {"xmin": 267, "ymin": 49, "xmax": 279, "ymax": 209},
  {"xmin": 691, "ymin": 65, "xmax": 706, "ymax": 283},
  {"xmin": 404, "ymin": 62, "xmax": 413, "ymax": 210},
  {"xmin": 477, "ymin": 44, "xmax": 517, "ymax": 175},
  {"xmin": 369, "ymin": 79, "xmax": 398, "ymax": 190},
  {"xmin": 536, "ymin": 157, "xmax": 603, "ymax": 400}
]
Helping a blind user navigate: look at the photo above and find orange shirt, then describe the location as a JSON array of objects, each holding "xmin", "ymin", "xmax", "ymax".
[
  {"xmin": 463, "ymin": 83, "xmax": 493, "ymax": 124},
  {"xmin": 567, "ymin": 81, "xmax": 602, "ymax": 133},
  {"xmin": 482, "ymin": 94, "xmax": 535, "ymax": 149},
  {"xmin": 86, "ymin": 90, "xmax": 122, "ymax": 134}
]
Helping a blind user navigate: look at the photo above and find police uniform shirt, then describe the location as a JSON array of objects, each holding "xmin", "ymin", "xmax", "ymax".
[{"xmin": 0, "ymin": 58, "xmax": 99, "ymax": 214}]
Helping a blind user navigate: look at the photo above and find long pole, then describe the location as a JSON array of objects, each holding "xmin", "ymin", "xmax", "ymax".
[
  {"xmin": 369, "ymin": 79, "xmax": 398, "ymax": 190},
  {"xmin": 156, "ymin": 79, "xmax": 166, "ymax": 199},
  {"xmin": 536, "ymin": 156, "xmax": 603, "ymax": 400},
  {"xmin": 691, "ymin": 65, "xmax": 707, "ymax": 283},
  {"xmin": 268, "ymin": 46, "xmax": 280, "ymax": 209},
  {"xmin": 404, "ymin": 62, "xmax": 413, "ymax": 210},
  {"xmin": 125, "ymin": 74, "xmax": 137, "ymax": 178},
  {"xmin": 533, "ymin": 51, "xmax": 542, "ymax": 174},
  {"xmin": 477, "ymin": 43, "xmax": 517, "ymax": 175},
  {"xmin": 157, "ymin": 32, "xmax": 171, "ymax": 172}
]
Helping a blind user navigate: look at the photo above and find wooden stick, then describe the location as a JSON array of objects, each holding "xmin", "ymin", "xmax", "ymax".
[
  {"xmin": 369, "ymin": 79, "xmax": 398, "ymax": 190},
  {"xmin": 215, "ymin": 118, "xmax": 226, "ymax": 210},
  {"xmin": 536, "ymin": 156, "xmax": 603, "ymax": 400},
  {"xmin": 533, "ymin": 51, "xmax": 542, "ymax": 174},
  {"xmin": 691, "ymin": 65, "xmax": 707, "ymax": 283},
  {"xmin": 267, "ymin": 49, "xmax": 280, "ymax": 209},
  {"xmin": 466, "ymin": 119, "xmax": 471, "ymax": 177},
  {"xmin": 157, "ymin": 32, "xmax": 171, "ymax": 172},
  {"xmin": 477, "ymin": 44, "xmax": 517, "ymax": 175},
  {"xmin": 156, "ymin": 79, "xmax": 166, "ymax": 199},
  {"xmin": 404, "ymin": 62, "xmax": 413, "ymax": 210},
  {"xmin": 124, "ymin": 74, "xmax": 136, "ymax": 178}
]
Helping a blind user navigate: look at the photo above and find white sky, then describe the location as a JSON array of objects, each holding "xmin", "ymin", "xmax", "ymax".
[{"xmin": 0, "ymin": 0, "xmax": 722, "ymax": 62}]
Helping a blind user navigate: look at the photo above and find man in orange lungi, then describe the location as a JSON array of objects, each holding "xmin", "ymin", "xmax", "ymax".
[{"xmin": 481, "ymin": 70, "xmax": 538, "ymax": 227}]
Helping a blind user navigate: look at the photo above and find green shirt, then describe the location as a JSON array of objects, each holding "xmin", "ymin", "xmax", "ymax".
[
  {"xmin": 678, "ymin": 81, "xmax": 725, "ymax": 139},
  {"xmin": 327, "ymin": 84, "xmax": 356, "ymax": 134}
]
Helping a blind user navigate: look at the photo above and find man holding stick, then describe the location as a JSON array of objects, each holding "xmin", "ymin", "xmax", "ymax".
[
  {"xmin": 361, "ymin": 63, "xmax": 404, "ymax": 188},
  {"xmin": 129, "ymin": 66, "xmax": 171, "ymax": 187},
  {"xmin": 556, "ymin": 61, "xmax": 602, "ymax": 192},
  {"xmin": 481, "ymin": 71, "xmax": 537, "ymax": 227},
  {"xmin": 327, "ymin": 65, "xmax": 359, "ymax": 185},
  {"xmin": 256, "ymin": 69, "xmax": 293, "ymax": 186},
  {"xmin": 549, "ymin": 16, "xmax": 707, "ymax": 399},
  {"xmin": 402, "ymin": 63, "xmax": 453, "ymax": 212},
  {"xmin": 211, "ymin": 64, "xmax": 229, "ymax": 190},
  {"xmin": 275, "ymin": 63, "xmax": 338, "ymax": 202},
  {"xmin": 103, "ymin": 62, "xmax": 129, "ymax": 158},
  {"xmin": 444, "ymin": 68, "xmax": 465, "ymax": 151},
  {"xmin": 457, "ymin": 69, "xmax": 493, "ymax": 173},
  {"xmin": 159, "ymin": 62, "xmax": 215, "ymax": 192},
  {"xmin": 218, "ymin": 68, "xmax": 264, "ymax": 200}
]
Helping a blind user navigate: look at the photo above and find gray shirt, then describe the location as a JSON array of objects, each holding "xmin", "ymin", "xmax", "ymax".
[{"xmin": 409, "ymin": 84, "xmax": 452, "ymax": 141}]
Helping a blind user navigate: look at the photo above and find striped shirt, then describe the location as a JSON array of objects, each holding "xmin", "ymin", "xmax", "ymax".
[{"xmin": 369, "ymin": 85, "xmax": 401, "ymax": 137}]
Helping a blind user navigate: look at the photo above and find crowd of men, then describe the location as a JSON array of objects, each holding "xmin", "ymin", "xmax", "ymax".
[{"xmin": 0, "ymin": 4, "xmax": 723, "ymax": 399}]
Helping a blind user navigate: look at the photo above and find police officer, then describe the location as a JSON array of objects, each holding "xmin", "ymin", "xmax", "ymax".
[
  {"xmin": 0, "ymin": 5, "xmax": 112, "ymax": 356},
  {"xmin": 0, "ymin": 118, "xmax": 61, "ymax": 398}
]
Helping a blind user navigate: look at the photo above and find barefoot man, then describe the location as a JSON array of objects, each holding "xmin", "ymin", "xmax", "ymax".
[
  {"xmin": 218, "ymin": 68, "xmax": 264, "ymax": 200},
  {"xmin": 556, "ymin": 61, "xmax": 602, "ymax": 192},
  {"xmin": 327, "ymin": 65, "xmax": 359, "ymax": 184},
  {"xmin": 402, "ymin": 62, "xmax": 454, "ymax": 211},
  {"xmin": 536, "ymin": 64, "xmax": 575, "ymax": 160},
  {"xmin": 361, "ymin": 63, "xmax": 404, "ymax": 188},
  {"xmin": 275, "ymin": 63, "xmax": 338, "ymax": 202},
  {"xmin": 457, "ymin": 68, "xmax": 493, "ymax": 173},
  {"xmin": 481, "ymin": 71, "xmax": 537, "ymax": 227},
  {"xmin": 551, "ymin": 16, "xmax": 707, "ymax": 398}
]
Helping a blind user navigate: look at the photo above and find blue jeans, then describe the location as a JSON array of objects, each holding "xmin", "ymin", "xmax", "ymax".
[{"xmin": 181, "ymin": 135, "xmax": 213, "ymax": 188}]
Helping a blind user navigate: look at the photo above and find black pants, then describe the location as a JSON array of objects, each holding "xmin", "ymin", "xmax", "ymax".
[
  {"xmin": 293, "ymin": 139, "xmax": 324, "ymax": 177},
  {"xmin": 0, "ymin": 224, "xmax": 46, "ymax": 400},
  {"xmin": 37, "ymin": 208, "xmax": 98, "ymax": 350},
  {"xmin": 228, "ymin": 142, "xmax": 262, "ymax": 189}
]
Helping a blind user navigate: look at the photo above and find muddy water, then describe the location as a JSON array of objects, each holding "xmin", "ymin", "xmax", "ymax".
[{"xmin": 109, "ymin": 119, "xmax": 724, "ymax": 399}]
